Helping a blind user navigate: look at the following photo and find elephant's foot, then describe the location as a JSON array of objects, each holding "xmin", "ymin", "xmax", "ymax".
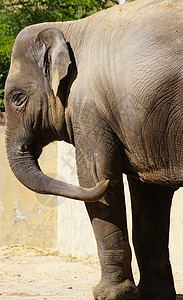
[{"xmin": 93, "ymin": 279, "xmax": 138, "ymax": 300}]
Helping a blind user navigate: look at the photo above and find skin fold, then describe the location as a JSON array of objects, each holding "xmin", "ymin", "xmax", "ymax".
[{"xmin": 5, "ymin": 0, "xmax": 183, "ymax": 299}]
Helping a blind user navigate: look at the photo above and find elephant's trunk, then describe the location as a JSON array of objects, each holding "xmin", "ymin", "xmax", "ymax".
[{"xmin": 6, "ymin": 140, "xmax": 109, "ymax": 202}]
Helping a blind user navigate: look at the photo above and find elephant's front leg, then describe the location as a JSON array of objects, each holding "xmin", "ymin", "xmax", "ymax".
[
  {"xmin": 74, "ymin": 115, "xmax": 137, "ymax": 299},
  {"xmin": 128, "ymin": 176, "xmax": 176, "ymax": 300},
  {"xmin": 77, "ymin": 155, "xmax": 137, "ymax": 299},
  {"xmin": 86, "ymin": 181, "xmax": 137, "ymax": 300}
]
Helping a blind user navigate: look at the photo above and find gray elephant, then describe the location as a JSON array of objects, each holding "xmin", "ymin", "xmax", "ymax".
[{"xmin": 5, "ymin": 0, "xmax": 183, "ymax": 299}]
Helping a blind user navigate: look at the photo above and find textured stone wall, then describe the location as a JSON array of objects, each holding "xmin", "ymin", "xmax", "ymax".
[{"xmin": 0, "ymin": 124, "xmax": 58, "ymax": 249}]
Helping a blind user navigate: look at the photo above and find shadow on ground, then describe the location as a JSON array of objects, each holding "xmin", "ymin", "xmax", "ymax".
[{"xmin": 177, "ymin": 295, "xmax": 183, "ymax": 299}]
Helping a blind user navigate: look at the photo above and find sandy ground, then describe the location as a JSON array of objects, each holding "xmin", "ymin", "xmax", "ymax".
[{"xmin": 0, "ymin": 246, "xmax": 183, "ymax": 300}]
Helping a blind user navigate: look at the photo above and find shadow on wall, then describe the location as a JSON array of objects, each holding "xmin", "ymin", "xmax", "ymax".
[{"xmin": 177, "ymin": 295, "xmax": 183, "ymax": 299}]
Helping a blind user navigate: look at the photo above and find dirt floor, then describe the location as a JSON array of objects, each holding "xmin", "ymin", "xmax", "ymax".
[{"xmin": 0, "ymin": 245, "xmax": 183, "ymax": 300}]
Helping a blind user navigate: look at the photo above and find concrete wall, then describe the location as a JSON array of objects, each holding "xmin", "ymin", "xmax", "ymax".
[
  {"xmin": 1, "ymin": 121, "xmax": 183, "ymax": 277},
  {"xmin": 0, "ymin": 124, "xmax": 58, "ymax": 249},
  {"xmin": 57, "ymin": 142, "xmax": 97, "ymax": 258}
]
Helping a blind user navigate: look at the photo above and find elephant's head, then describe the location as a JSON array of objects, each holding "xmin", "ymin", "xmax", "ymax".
[{"xmin": 5, "ymin": 27, "xmax": 109, "ymax": 201}]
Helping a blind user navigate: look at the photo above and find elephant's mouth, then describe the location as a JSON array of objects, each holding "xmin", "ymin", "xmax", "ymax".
[
  {"xmin": 6, "ymin": 138, "xmax": 110, "ymax": 202},
  {"xmin": 20, "ymin": 143, "xmax": 42, "ymax": 160}
]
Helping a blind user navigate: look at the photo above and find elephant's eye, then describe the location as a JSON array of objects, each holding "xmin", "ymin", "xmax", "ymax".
[{"xmin": 12, "ymin": 92, "xmax": 27, "ymax": 106}]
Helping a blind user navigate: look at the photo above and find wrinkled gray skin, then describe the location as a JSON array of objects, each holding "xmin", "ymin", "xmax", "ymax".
[{"xmin": 5, "ymin": 0, "xmax": 183, "ymax": 299}]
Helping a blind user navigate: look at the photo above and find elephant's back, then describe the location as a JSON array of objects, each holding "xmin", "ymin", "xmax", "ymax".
[
  {"xmin": 86, "ymin": 0, "xmax": 183, "ymax": 29},
  {"xmin": 114, "ymin": 0, "xmax": 183, "ymax": 96}
]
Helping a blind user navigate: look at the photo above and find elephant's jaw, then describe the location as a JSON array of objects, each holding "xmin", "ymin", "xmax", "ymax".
[{"xmin": 6, "ymin": 141, "xmax": 110, "ymax": 202}]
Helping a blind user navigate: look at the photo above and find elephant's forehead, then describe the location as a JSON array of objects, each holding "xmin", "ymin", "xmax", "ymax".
[
  {"xmin": 5, "ymin": 58, "xmax": 23, "ymax": 94},
  {"xmin": 9, "ymin": 58, "xmax": 21, "ymax": 76}
]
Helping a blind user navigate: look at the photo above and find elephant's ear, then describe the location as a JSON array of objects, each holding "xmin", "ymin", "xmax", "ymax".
[{"xmin": 36, "ymin": 28, "xmax": 71, "ymax": 96}]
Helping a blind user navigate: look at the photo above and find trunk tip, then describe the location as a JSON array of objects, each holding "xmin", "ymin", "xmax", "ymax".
[{"xmin": 85, "ymin": 179, "xmax": 110, "ymax": 203}]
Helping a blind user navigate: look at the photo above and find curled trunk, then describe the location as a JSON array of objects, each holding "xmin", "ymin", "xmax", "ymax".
[{"xmin": 6, "ymin": 141, "xmax": 109, "ymax": 202}]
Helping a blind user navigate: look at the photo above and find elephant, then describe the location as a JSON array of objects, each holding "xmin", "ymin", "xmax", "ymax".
[{"xmin": 4, "ymin": 0, "xmax": 183, "ymax": 299}]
